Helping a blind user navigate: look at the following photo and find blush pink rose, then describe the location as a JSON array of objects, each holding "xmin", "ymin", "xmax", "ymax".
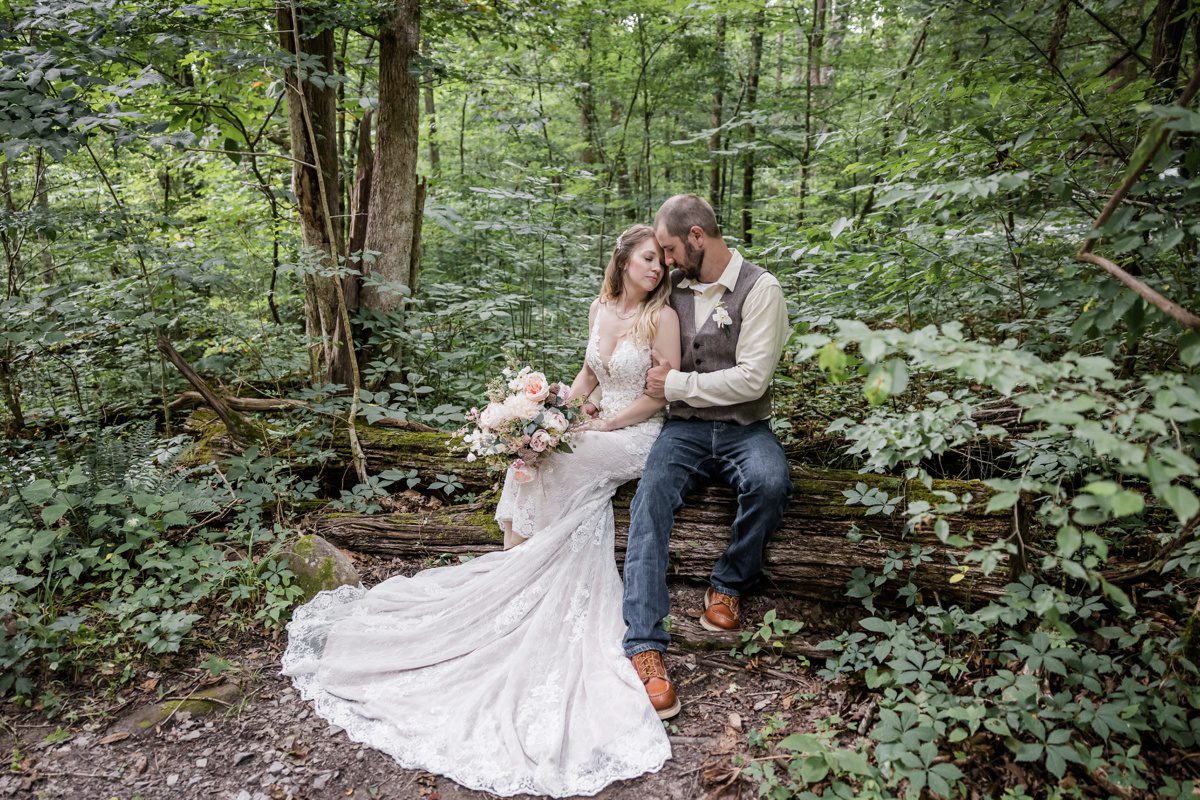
[
  {"xmin": 529, "ymin": 429, "xmax": 554, "ymax": 452},
  {"xmin": 523, "ymin": 371, "xmax": 550, "ymax": 403},
  {"xmin": 511, "ymin": 458, "xmax": 535, "ymax": 484}
]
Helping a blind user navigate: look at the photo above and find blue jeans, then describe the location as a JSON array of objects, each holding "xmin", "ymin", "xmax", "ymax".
[{"xmin": 622, "ymin": 418, "xmax": 792, "ymax": 656}]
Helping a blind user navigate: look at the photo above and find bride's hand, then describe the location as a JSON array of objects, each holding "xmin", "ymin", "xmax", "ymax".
[
  {"xmin": 581, "ymin": 402, "xmax": 599, "ymax": 418},
  {"xmin": 584, "ymin": 417, "xmax": 615, "ymax": 432}
]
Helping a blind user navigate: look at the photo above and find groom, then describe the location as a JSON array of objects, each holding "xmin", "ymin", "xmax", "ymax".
[{"xmin": 623, "ymin": 194, "xmax": 792, "ymax": 720}]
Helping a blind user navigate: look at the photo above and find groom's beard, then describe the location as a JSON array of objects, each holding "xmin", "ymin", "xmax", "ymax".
[{"xmin": 679, "ymin": 241, "xmax": 704, "ymax": 280}]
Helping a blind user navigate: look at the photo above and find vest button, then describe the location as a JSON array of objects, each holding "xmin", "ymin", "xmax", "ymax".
[
  {"xmin": 692, "ymin": 342, "xmax": 700, "ymax": 349},
  {"xmin": 696, "ymin": 358, "xmax": 704, "ymax": 365}
]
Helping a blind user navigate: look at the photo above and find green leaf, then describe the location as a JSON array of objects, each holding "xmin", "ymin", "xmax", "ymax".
[
  {"xmin": 780, "ymin": 733, "xmax": 823, "ymax": 752},
  {"xmin": 1181, "ymin": 331, "xmax": 1200, "ymax": 367},
  {"xmin": 41, "ymin": 504, "xmax": 70, "ymax": 526},
  {"xmin": 1161, "ymin": 484, "xmax": 1200, "ymax": 523},
  {"xmin": 1108, "ymin": 489, "xmax": 1144, "ymax": 518},
  {"xmin": 984, "ymin": 492, "xmax": 1020, "ymax": 513}
]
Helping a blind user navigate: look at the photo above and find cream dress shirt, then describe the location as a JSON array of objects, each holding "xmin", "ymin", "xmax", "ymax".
[{"xmin": 663, "ymin": 250, "xmax": 789, "ymax": 417}]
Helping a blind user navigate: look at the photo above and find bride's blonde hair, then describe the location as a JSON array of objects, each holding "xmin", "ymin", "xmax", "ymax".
[{"xmin": 599, "ymin": 224, "xmax": 671, "ymax": 344}]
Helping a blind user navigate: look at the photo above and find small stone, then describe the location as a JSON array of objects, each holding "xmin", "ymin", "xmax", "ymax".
[
  {"xmin": 166, "ymin": 774, "xmax": 179, "ymax": 787},
  {"xmin": 267, "ymin": 761, "xmax": 286, "ymax": 774},
  {"xmin": 326, "ymin": 725, "xmax": 343, "ymax": 736},
  {"xmin": 312, "ymin": 773, "xmax": 332, "ymax": 791},
  {"xmin": 196, "ymin": 758, "xmax": 208, "ymax": 768},
  {"xmin": 281, "ymin": 535, "xmax": 360, "ymax": 601},
  {"xmin": 297, "ymin": 709, "xmax": 310, "ymax": 721},
  {"xmin": 234, "ymin": 791, "xmax": 251, "ymax": 800},
  {"xmin": 179, "ymin": 730, "xmax": 202, "ymax": 742},
  {"xmin": 233, "ymin": 751, "xmax": 255, "ymax": 766},
  {"xmin": 281, "ymin": 735, "xmax": 296, "ymax": 750},
  {"xmin": 355, "ymin": 750, "xmax": 365, "ymax": 761}
]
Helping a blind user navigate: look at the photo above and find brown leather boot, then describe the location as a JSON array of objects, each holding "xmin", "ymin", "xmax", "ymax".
[
  {"xmin": 630, "ymin": 651, "xmax": 681, "ymax": 720},
  {"xmin": 700, "ymin": 587, "xmax": 741, "ymax": 632}
]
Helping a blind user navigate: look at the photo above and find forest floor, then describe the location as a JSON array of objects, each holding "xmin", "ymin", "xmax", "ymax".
[{"xmin": 2, "ymin": 552, "xmax": 852, "ymax": 800}]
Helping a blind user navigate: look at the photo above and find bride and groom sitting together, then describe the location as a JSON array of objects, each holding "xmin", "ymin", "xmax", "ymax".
[{"xmin": 283, "ymin": 193, "xmax": 793, "ymax": 797}]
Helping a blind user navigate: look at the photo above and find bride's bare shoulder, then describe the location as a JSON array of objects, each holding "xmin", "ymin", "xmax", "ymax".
[{"xmin": 656, "ymin": 305, "xmax": 679, "ymax": 326}]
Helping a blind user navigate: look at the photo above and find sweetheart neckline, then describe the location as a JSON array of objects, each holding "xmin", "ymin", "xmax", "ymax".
[{"xmin": 588, "ymin": 329, "xmax": 640, "ymax": 375}]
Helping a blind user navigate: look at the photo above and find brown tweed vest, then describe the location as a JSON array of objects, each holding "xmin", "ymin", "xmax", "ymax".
[{"xmin": 668, "ymin": 259, "xmax": 772, "ymax": 424}]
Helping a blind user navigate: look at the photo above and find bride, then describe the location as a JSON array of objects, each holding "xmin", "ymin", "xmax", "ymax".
[{"xmin": 281, "ymin": 223, "xmax": 682, "ymax": 798}]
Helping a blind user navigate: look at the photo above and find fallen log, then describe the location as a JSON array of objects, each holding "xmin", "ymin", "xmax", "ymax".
[
  {"xmin": 311, "ymin": 468, "xmax": 1017, "ymax": 603},
  {"xmin": 184, "ymin": 412, "xmax": 1018, "ymax": 602},
  {"xmin": 183, "ymin": 409, "xmax": 487, "ymax": 490}
]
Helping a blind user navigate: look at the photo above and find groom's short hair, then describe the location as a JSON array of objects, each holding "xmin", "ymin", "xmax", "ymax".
[{"xmin": 654, "ymin": 194, "xmax": 720, "ymax": 241}]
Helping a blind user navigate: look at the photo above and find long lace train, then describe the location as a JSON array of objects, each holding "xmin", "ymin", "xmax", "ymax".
[{"xmin": 281, "ymin": 329, "xmax": 671, "ymax": 797}]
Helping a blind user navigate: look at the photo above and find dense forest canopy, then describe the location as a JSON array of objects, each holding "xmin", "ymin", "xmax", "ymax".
[{"xmin": 2, "ymin": 0, "xmax": 1200, "ymax": 797}]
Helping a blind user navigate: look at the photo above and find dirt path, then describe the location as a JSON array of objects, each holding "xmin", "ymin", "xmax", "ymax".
[{"xmin": 3, "ymin": 560, "xmax": 845, "ymax": 800}]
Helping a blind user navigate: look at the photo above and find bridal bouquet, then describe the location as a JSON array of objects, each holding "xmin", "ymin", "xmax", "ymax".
[{"xmin": 457, "ymin": 364, "xmax": 583, "ymax": 482}]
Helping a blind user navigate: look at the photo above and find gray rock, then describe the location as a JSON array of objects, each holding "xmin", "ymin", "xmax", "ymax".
[
  {"xmin": 281, "ymin": 535, "xmax": 361, "ymax": 601},
  {"xmin": 233, "ymin": 751, "xmax": 255, "ymax": 766},
  {"xmin": 312, "ymin": 772, "xmax": 332, "ymax": 790},
  {"xmin": 166, "ymin": 774, "xmax": 179, "ymax": 787}
]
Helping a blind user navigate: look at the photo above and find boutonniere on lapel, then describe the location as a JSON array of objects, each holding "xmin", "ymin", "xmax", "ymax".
[{"xmin": 711, "ymin": 302, "xmax": 732, "ymax": 337}]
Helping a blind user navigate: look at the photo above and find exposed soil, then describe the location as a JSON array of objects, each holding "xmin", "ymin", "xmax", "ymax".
[{"xmin": 2, "ymin": 552, "xmax": 853, "ymax": 800}]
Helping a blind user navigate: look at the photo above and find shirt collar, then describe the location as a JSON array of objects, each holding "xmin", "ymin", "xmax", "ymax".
[{"xmin": 678, "ymin": 249, "xmax": 744, "ymax": 293}]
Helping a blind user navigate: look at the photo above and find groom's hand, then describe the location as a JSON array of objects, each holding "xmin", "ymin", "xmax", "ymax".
[{"xmin": 645, "ymin": 350, "xmax": 670, "ymax": 400}]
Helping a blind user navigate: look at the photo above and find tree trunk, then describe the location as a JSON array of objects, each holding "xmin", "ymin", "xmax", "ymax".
[
  {"xmin": 709, "ymin": 16, "xmax": 726, "ymax": 211},
  {"xmin": 611, "ymin": 99, "xmax": 636, "ymax": 222},
  {"xmin": 1151, "ymin": 0, "xmax": 1189, "ymax": 95},
  {"xmin": 1046, "ymin": 0, "xmax": 1070, "ymax": 67},
  {"xmin": 409, "ymin": 177, "xmax": 426, "ymax": 294},
  {"xmin": 33, "ymin": 149, "xmax": 53, "ymax": 283},
  {"xmin": 741, "ymin": 7, "xmax": 765, "ymax": 244},
  {"xmin": 579, "ymin": 23, "xmax": 601, "ymax": 166},
  {"xmin": 276, "ymin": 1, "xmax": 344, "ymax": 382},
  {"xmin": 421, "ymin": 39, "xmax": 440, "ymax": 171},
  {"xmin": 311, "ymin": 472, "xmax": 1017, "ymax": 604},
  {"xmin": 361, "ymin": 0, "xmax": 421, "ymax": 316},
  {"xmin": 345, "ymin": 108, "xmax": 374, "ymax": 314},
  {"xmin": 808, "ymin": 0, "xmax": 826, "ymax": 87}
]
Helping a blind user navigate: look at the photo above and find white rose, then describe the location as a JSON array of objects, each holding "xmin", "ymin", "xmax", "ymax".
[
  {"xmin": 478, "ymin": 402, "xmax": 508, "ymax": 430},
  {"xmin": 542, "ymin": 409, "xmax": 568, "ymax": 434},
  {"xmin": 502, "ymin": 393, "xmax": 541, "ymax": 421}
]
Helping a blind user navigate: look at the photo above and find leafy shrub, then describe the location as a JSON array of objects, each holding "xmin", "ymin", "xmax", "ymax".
[
  {"xmin": 0, "ymin": 422, "xmax": 303, "ymax": 708},
  {"xmin": 736, "ymin": 321, "xmax": 1200, "ymax": 798}
]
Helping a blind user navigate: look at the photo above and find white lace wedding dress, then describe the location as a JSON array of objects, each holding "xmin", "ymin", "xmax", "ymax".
[{"xmin": 281, "ymin": 328, "xmax": 671, "ymax": 798}]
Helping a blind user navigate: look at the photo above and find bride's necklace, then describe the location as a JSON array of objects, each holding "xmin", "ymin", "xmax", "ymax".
[{"xmin": 613, "ymin": 303, "xmax": 640, "ymax": 320}]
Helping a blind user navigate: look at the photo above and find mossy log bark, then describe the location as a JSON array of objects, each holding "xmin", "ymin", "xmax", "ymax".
[
  {"xmin": 184, "ymin": 410, "xmax": 1016, "ymax": 603},
  {"xmin": 183, "ymin": 409, "xmax": 492, "ymax": 493},
  {"xmin": 312, "ymin": 472, "xmax": 1015, "ymax": 604}
]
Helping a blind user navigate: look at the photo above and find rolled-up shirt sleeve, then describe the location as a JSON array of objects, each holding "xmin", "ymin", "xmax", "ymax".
[{"xmin": 663, "ymin": 276, "xmax": 789, "ymax": 408}]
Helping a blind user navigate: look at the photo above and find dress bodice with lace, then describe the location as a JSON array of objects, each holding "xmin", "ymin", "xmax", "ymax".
[
  {"xmin": 281, "ymin": 332, "xmax": 671, "ymax": 798},
  {"xmin": 585, "ymin": 326, "xmax": 657, "ymax": 423}
]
